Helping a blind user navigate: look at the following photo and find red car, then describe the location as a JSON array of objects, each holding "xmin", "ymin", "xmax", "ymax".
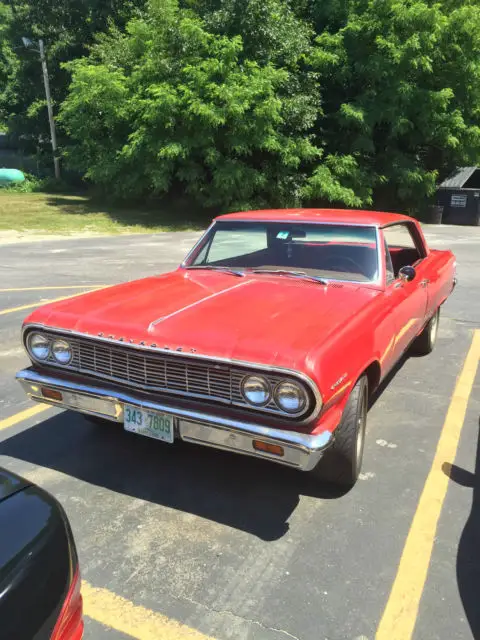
[{"xmin": 17, "ymin": 209, "xmax": 456, "ymax": 486}]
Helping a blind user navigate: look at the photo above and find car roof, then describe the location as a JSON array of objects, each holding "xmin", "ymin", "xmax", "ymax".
[{"xmin": 214, "ymin": 208, "xmax": 413, "ymax": 227}]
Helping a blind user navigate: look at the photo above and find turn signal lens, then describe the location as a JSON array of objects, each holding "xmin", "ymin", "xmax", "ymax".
[
  {"xmin": 41, "ymin": 387, "xmax": 63, "ymax": 401},
  {"xmin": 253, "ymin": 440, "xmax": 284, "ymax": 456}
]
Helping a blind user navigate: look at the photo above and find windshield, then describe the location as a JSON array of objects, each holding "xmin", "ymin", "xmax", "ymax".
[{"xmin": 186, "ymin": 221, "xmax": 379, "ymax": 283}]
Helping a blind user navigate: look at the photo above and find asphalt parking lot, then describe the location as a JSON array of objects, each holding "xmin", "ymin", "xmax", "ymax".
[{"xmin": 1, "ymin": 224, "xmax": 479, "ymax": 640}]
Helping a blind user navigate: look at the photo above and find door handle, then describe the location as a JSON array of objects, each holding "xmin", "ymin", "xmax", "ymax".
[{"xmin": 420, "ymin": 279, "xmax": 429, "ymax": 287}]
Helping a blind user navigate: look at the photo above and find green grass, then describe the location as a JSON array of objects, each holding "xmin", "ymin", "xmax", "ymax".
[{"xmin": 0, "ymin": 192, "xmax": 209, "ymax": 235}]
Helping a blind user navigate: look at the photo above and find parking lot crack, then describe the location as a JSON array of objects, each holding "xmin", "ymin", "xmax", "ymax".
[{"xmin": 178, "ymin": 593, "xmax": 301, "ymax": 640}]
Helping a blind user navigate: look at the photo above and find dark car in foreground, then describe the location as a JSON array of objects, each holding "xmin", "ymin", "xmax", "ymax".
[{"xmin": 0, "ymin": 466, "xmax": 83, "ymax": 640}]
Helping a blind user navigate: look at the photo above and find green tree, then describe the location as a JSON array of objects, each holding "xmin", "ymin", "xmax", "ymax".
[
  {"xmin": 0, "ymin": 0, "xmax": 145, "ymax": 154},
  {"xmin": 307, "ymin": 0, "xmax": 480, "ymax": 210},
  {"xmin": 60, "ymin": 0, "xmax": 324, "ymax": 209},
  {"xmin": 5, "ymin": 0, "xmax": 480, "ymax": 213}
]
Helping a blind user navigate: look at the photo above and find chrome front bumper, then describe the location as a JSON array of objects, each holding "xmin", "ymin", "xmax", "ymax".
[{"xmin": 16, "ymin": 368, "xmax": 333, "ymax": 471}]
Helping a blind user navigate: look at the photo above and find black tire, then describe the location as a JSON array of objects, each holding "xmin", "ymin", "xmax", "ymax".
[
  {"xmin": 412, "ymin": 308, "xmax": 440, "ymax": 356},
  {"xmin": 309, "ymin": 375, "xmax": 368, "ymax": 487}
]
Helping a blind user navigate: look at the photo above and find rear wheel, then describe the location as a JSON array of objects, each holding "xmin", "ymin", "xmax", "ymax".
[
  {"xmin": 309, "ymin": 375, "xmax": 368, "ymax": 487},
  {"xmin": 412, "ymin": 308, "xmax": 440, "ymax": 356}
]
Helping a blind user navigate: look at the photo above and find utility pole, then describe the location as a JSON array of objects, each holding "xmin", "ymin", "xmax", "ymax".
[{"xmin": 38, "ymin": 39, "xmax": 60, "ymax": 180}]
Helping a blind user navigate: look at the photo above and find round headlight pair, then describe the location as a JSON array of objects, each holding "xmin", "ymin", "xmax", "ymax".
[
  {"xmin": 27, "ymin": 332, "xmax": 72, "ymax": 365},
  {"xmin": 241, "ymin": 375, "xmax": 308, "ymax": 414}
]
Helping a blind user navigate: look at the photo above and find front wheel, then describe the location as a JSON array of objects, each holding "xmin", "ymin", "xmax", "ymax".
[
  {"xmin": 308, "ymin": 375, "xmax": 368, "ymax": 487},
  {"xmin": 412, "ymin": 308, "xmax": 440, "ymax": 356}
]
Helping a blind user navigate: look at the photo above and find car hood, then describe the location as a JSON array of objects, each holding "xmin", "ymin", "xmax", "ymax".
[{"xmin": 25, "ymin": 270, "xmax": 380, "ymax": 371}]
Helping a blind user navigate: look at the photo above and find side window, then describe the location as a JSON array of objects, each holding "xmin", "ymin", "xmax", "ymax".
[
  {"xmin": 384, "ymin": 239, "xmax": 395, "ymax": 283},
  {"xmin": 383, "ymin": 224, "xmax": 422, "ymax": 277}
]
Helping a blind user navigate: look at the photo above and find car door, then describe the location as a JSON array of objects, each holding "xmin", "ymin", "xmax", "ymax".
[{"xmin": 382, "ymin": 223, "xmax": 429, "ymax": 360}]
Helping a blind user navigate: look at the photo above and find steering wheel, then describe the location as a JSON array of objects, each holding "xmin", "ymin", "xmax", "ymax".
[{"xmin": 323, "ymin": 255, "xmax": 365, "ymax": 275}]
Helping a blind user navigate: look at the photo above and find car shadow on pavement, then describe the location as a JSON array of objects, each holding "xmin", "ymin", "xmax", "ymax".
[
  {"xmin": 369, "ymin": 353, "xmax": 409, "ymax": 409},
  {"xmin": 0, "ymin": 412, "xmax": 348, "ymax": 542},
  {"xmin": 368, "ymin": 348, "xmax": 427, "ymax": 410},
  {"xmin": 445, "ymin": 418, "xmax": 480, "ymax": 638}
]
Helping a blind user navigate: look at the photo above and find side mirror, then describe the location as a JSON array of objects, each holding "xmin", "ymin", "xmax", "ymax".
[{"xmin": 399, "ymin": 265, "xmax": 416, "ymax": 282}]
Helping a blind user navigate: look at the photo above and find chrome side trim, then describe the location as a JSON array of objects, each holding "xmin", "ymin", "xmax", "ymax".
[
  {"xmin": 22, "ymin": 323, "xmax": 323, "ymax": 424},
  {"xmin": 16, "ymin": 368, "xmax": 333, "ymax": 471}
]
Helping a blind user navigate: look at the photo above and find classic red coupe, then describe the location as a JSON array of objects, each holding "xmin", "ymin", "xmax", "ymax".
[{"xmin": 17, "ymin": 209, "xmax": 456, "ymax": 486}]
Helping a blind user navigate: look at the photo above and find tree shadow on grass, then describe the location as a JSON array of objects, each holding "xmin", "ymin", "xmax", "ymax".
[
  {"xmin": 0, "ymin": 410, "xmax": 348, "ymax": 542},
  {"xmin": 45, "ymin": 195, "xmax": 210, "ymax": 232}
]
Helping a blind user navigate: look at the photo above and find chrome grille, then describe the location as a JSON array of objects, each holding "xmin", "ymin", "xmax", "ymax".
[
  {"xmin": 29, "ymin": 330, "xmax": 315, "ymax": 417},
  {"xmin": 59, "ymin": 336, "xmax": 232, "ymax": 403}
]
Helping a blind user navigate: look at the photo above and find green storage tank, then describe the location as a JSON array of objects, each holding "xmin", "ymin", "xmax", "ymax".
[{"xmin": 0, "ymin": 168, "xmax": 26, "ymax": 186}]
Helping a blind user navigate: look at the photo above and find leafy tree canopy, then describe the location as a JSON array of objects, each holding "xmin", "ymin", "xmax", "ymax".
[
  {"xmin": 2, "ymin": 0, "xmax": 480, "ymax": 212},
  {"xmin": 0, "ymin": 0, "xmax": 145, "ymax": 147}
]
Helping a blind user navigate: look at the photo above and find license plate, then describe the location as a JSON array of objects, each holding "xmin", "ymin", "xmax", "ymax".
[{"xmin": 123, "ymin": 404, "xmax": 174, "ymax": 443}]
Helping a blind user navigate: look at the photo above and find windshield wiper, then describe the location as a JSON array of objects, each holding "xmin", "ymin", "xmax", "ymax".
[
  {"xmin": 251, "ymin": 269, "xmax": 328, "ymax": 285},
  {"xmin": 184, "ymin": 265, "xmax": 245, "ymax": 277}
]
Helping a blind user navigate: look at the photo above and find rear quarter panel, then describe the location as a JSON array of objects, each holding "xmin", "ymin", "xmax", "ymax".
[
  {"xmin": 425, "ymin": 248, "xmax": 456, "ymax": 317},
  {"xmin": 414, "ymin": 219, "xmax": 455, "ymax": 316}
]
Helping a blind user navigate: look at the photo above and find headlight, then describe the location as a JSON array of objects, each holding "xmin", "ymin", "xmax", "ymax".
[
  {"xmin": 241, "ymin": 375, "xmax": 271, "ymax": 406},
  {"xmin": 28, "ymin": 332, "xmax": 50, "ymax": 360},
  {"xmin": 52, "ymin": 339, "xmax": 72, "ymax": 365},
  {"xmin": 274, "ymin": 381, "xmax": 308, "ymax": 414}
]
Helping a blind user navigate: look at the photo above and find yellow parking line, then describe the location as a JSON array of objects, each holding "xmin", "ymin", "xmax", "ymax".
[
  {"xmin": 376, "ymin": 329, "xmax": 480, "ymax": 640},
  {"xmin": 82, "ymin": 582, "xmax": 213, "ymax": 640},
  {"xmin": 0, "ymin": 289, "xmax": 104, "ymax": 316},
  {"xmin": 0, "ymin": 404, "xmax": 50, "ymax": 432},
  {"xmin": 0, "ymin": 285, "xmax": 107, "ymax": 292}
]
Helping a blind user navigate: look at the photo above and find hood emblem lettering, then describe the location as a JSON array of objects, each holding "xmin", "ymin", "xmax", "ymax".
[{"xmin": 93, "ymin": 333, "xmax": 201, "ymax": 357}]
